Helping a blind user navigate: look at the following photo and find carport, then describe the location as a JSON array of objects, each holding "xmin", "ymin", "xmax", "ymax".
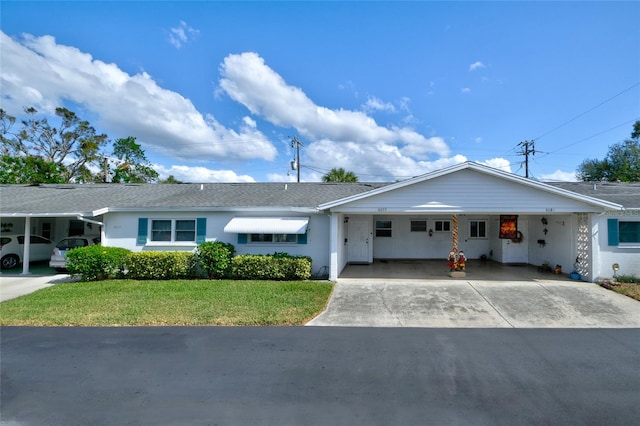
[
  {"xmin": 319, "ymin": 163, "xmax": 622, "ymax": 281},
  {"xmin": 339, "ymin": 259, "xmax": 571, "ymax": 282}
]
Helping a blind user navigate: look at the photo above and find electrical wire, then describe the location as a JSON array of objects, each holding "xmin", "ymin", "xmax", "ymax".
[{"xmin": 532, "ymin": 82, "xmax": 640, "ymax": 142}]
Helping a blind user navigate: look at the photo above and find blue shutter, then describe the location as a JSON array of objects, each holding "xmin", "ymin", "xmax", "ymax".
[
  {"xmin": 137, "ymin": 218, "xmax": 148, "ymax": 245},
  {"xmin": 297, "ymin": 231, "xmax": 307, "ymax": 244},
  {"xmin": 237, "ymin": 234, "xmax": 247, "ymax": 244},
  {"xmin": 196, "ymin": 218, "xmax": 206, "ymax": 244},
  {"xmin": 608, "ymin": 219, "xmax": 619, "ymax": 246}
]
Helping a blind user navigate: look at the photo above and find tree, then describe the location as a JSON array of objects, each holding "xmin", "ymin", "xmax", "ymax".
[
  {"xmin": 1, "ymin": 107, "xmax": 159, "ymax": 184},
  {"xmin": 159, "ymin": 175, "xmax": 183, "ymax": 184},
  {"xmin": 322, "ymin": 167, "xmax": 359, "ymax": 183},
  {"xmin": 1, "ymin": 107, "xmax": 108, "ymax": 182},
  {"xmin": 107, "ymin": 137, "xmax": 159, "ymax": 183},
  {"xmin": 0, "ymin": 155, "xmax": 67, "ymax": 184},
  {"xmin": 577, "ymin": 121, "xmax": 640, "ymax": 182}
]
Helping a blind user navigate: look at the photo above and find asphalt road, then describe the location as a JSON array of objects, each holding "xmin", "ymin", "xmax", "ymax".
[{"xmin": 1, "ymin": 327, "xmax": 639, "ymax": 426}]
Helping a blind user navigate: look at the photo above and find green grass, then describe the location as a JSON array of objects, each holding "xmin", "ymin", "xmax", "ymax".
[{"xmin": 0, "ymin": 279, "xmax": 334, "ymax": 326}]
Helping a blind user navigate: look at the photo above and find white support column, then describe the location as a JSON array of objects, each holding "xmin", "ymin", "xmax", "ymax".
[
  {"xmin": 328, "ymin": 213, "xmax": 339, "ymax": 281},
  {"xmin": 21, "ymin": 216, "xmax": 31, "ymax": 275}
]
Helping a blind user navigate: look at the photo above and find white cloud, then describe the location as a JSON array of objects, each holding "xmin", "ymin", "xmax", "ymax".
[
  {"xmin": 168, "ymin": 21, "xmax": 200, "ymax": 49},
  {"xmin": 155, "ymin": 164, "xmax": 256, "ymax": 183},
  {"xmin": 219, "ymin": 52, "xmax": 451, "ymax": 180},
  {"xmin": 362, "ymin": 96, "xmax": 395, "ymax": 113},
  {"xmin": 0, "ymin": 31, "xmax": 277, "ymax": 163},
  {"xmin": 461, "ymin": 87, "xmax": 471, "ymax": 94},
  {"xmin": 480, "ymin": 158, "xmax": 512, "ymax": 172},
  {"xmin": 469, "ymin": 61, "xmax": 485, "ymax": 71},
  {"xmin": 539, "ymin": 170, "xmax": 578, "ymax": 182},
  {"xmin": 304, "ymin": 139, "xmax": 465, "ymax": 181},
  {"xmin": 474, "ymin": 137, "xmax": 483, "ymax": 143},
  {"xmin": 266, "ymin": 172, "xmax": 297, "ymax": 183}
]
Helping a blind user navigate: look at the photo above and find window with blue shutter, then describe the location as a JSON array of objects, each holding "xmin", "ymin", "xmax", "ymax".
[
  {"xmin": 196, "ymin": 218, "xmax": 206, "ymax": 244},
  {"xmin": 137, "ymin": 218, "xmax": 148, "ymax": 245},
  {"xmin": 607, "ymin": 218, "xmax": 619, "ymax": 246},
  {"xmin": 238, "ymin": 234, "xmax": 248, "ymax": 244},
  {"xmin": 297, "ymin": 231, "xmax": 307, "ymax": 244}
]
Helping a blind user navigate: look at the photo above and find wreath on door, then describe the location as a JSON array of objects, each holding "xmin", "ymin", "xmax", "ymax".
[{"xmin": 511, "ymin": 231, "xmax": 524, "ymax": 243}]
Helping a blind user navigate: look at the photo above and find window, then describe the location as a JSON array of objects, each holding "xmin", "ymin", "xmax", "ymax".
[
  {"xmin": 434, "ymin": 220, "xmax": 450, "ymax": 232},
  {"xmin": 619, "ymin": 221, "xmax": 640, "ymax": 243},
  {"xmin": 469, "ymin": 220, "xmax": 487, "ymax": 238},
  {"xmin": 151, "ymin": 219, "xmax": 196, "ymax": 242},
  {"xmin": 375, "ymin": 220, "xmax": 392, "ymax": 237},
  {"xmin": 410, "ymin": 220, "xmax": 427, "ymax": 232},
  {"xmin": 250, "ymin": 233, "xmax": 298, "ymax": 243},
  {"xmin": 175, "ymin": 220, "xmax": 196, "ymax": 242}
]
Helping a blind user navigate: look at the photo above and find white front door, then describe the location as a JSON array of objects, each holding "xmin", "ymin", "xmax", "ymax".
[
  {"xmin": 504, "ymin": 218, "xmax": 529, "ymax": 263},
  {"xmin": 347, "ymin": 217, "xmax": 371, "ymax": 264}
]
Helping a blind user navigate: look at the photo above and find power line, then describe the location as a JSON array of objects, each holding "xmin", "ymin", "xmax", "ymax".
[{"xmin": 532, "ymin": 81, "xmax": 640, "ymax": 141}]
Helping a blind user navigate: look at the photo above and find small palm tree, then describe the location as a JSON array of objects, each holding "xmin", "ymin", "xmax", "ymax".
[{"xmin": 322, "ymin": 167, "xmax": 359, "ymax": 182}]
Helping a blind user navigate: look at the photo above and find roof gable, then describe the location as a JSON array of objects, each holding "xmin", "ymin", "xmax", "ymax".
[{"xmin": 319, "ymin": 162, "xmax": 623, "ymax": 212}]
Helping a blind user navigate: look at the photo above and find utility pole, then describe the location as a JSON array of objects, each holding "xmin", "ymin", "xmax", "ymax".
[
  {"xmin": 517, "ymin": 140, "xmax": 536, "ymax": 178},
  {"xmin": 290, "ymin": 136, "xmax": 304, "ymax": 183},
  {"xmin": 103, "ymin": 157, "xmax": 110, "ymax": 183}
]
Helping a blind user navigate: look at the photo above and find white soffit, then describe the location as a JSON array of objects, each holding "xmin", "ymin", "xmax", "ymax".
[{"xmin": 224, "ymin": 217, "xmax": 309, "ymax": 234}]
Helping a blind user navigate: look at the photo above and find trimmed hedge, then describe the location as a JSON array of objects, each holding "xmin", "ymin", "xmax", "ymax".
[
  {"xmin": 194, "ymin": 241, "xmax": 235, "ymax": 279},
  {"xmin": 66, "ymin": 245, "xmax": 130, "ymax": 281},
  {"xmin": 126, "ymin": 251, "xmax": 195, "ymax": 280},
  {"xmin": 65, "ymin": 243, "xmax": 311, "ymax": 281},
  {"xmin": 232, "ymin": 253, "xmax": 311, "ymax": 280}
]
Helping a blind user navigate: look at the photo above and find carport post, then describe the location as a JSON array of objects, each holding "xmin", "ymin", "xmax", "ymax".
[
  {"xmin": 21, "ymin": 216, "xmax": 31, "ymax": 275},
  {"xmin": 451, "ymin": 214, "xmax": 458, "ymax": 252}
]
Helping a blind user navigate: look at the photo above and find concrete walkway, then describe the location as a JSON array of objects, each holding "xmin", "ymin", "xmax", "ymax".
[
  {"xmin": 307, "ymin": 278, "xmax": 640, "ymax": 327},
  {"xmin": 0, "ymin": 274, "xmax": 75, "ymax": 302}
]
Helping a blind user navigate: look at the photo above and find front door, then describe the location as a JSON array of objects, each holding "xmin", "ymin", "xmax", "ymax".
[
  {"xmin": 347, "ymin": 217, "xmax": 371, "ymax": 264},
  {"xmin": 504, "ymin": 218, "xmax": 529, "ymax": 263}
]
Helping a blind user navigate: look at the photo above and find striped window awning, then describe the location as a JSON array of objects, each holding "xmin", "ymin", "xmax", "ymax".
[{"xmin": 223, "ymin": 217, "xmax": 309, "ymax": 234}]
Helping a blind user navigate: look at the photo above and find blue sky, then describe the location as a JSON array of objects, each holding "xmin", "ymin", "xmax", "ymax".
[{"xmin": 2, "ymin": 1, "xmax": 639, "ymax": 183}]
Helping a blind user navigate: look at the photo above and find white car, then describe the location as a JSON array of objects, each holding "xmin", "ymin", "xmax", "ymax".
[
  {"xmin": 49, "ymin": 236, "xmax": 100, "ymax": 272},
  {"xmin": 0, "ymin": 234, "xmax": 56, "ymax": 270}
]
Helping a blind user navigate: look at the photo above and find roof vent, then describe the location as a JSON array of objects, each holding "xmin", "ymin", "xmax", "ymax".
[
  {"xmin": 284, "ymin": 184, "xmax": 288, "ymax": 191},
  {"xmin": 593, "ymin": 183, "xmax": 597, "ymax": 190},
  {"xmin": 200, "ymin": 184, "xmax": 204, "ymax": 190}
]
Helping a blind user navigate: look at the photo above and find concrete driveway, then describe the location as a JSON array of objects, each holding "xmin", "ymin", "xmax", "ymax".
[{"xmin": 307, "ymin": 278, "xmax": 640, "ymax": 328}]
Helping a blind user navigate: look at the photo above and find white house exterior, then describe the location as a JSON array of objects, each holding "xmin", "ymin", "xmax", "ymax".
[{"xmin": 1, "ymin": 162, "xmax": 638, "ymax": 282}]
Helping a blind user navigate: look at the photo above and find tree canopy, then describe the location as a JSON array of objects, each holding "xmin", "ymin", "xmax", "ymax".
[
  {"xmin": 0, "ymin": 107, "xmax": 158, "ymax": 184},
  {"xmin": 576, "ymin": 121, "xmax": 640, "ymax": 182},
  {"xmin": 322, "ymin": 167, "xmax": 359, "ymax": 183}
]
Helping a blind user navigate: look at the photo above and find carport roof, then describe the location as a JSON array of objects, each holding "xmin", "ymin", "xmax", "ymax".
[{"xmin": 318, "ymin": 162, "xmax": 627, "ymax": 211}]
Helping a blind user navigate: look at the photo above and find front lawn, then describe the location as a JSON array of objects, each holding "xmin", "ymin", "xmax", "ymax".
[{"xmin": 0, "ymin": 279, "xmax": 333, "ymax": 326}]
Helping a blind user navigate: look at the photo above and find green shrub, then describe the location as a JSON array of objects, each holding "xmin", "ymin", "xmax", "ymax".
[
  {"xmin": 126, "ymin": 251, "xmax": 195, "ymax": 280},
  {"xmin": 66, "ymin": 246, "xmax": 130, "ymax": 281},
  {"xmin": 232, "ymin": 253, "xmax": 311, "ymax": 280},
  {"xmin": 194, "ymin": 241, "xmax": 235, "ymax": 279}
]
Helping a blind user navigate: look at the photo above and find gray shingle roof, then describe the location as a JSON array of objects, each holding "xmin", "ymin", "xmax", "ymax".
[
  {"xmin": 2, "ymin": 180, "xmax": 638, "ymax": 217},
  {"xmin": 0, "ymin": 182, "xmax": 389, "ymax": 215},
  {"xmin": 546, "ymin": 182, "xmax": 640, "ymax": 209}
]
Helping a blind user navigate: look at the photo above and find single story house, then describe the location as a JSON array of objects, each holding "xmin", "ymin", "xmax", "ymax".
[{"xmin": 1, "ymin": 162, "xmax": 639, "ymax": 281}]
